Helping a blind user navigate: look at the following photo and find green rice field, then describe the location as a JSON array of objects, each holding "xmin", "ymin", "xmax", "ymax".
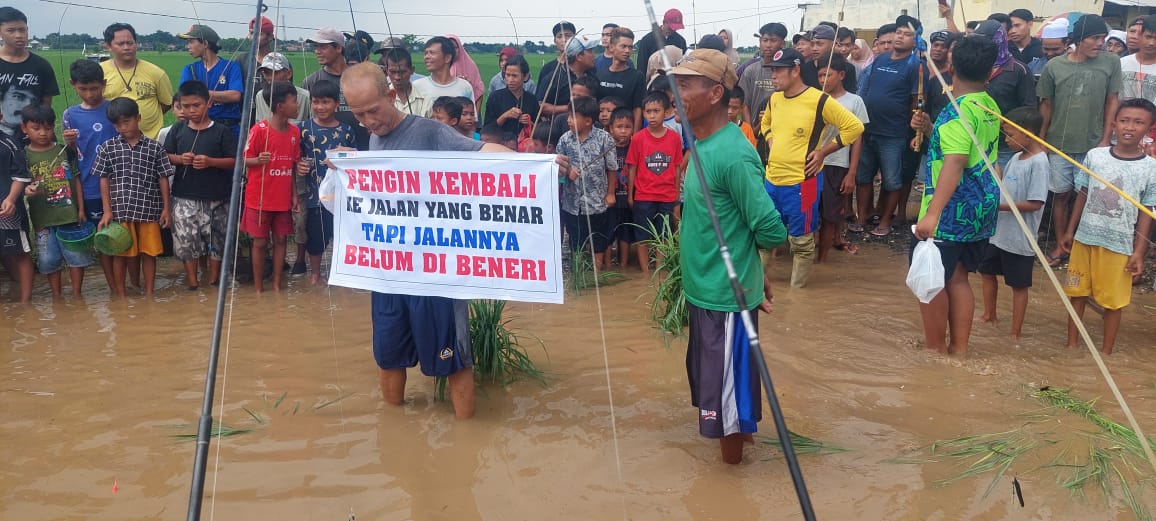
[{"xmin": 42, "ymin": 49, "xmax": 553, "ymax": 127}]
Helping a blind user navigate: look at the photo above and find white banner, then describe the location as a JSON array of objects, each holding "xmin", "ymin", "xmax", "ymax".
[{"xmin": 325, "ymin": 150, "xmax": 564, "ymax": 304}]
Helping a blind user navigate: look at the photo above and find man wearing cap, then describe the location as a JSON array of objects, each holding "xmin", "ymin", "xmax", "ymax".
[
  {"xmin": 1039, "ymin": 19, "xmax": 1070, "ymax": 61},
  {"xmin": 597, "ymin": 23, "xmax": 620, "ymax": 72},
  {"xmin": 376, "ymin": 38, "xmax": 425, "ymax": 83},
  {"xmin": 669, "ymin": 48, "xmax": 786, "ymax": 465},
  {"xmin": 852, "ymin": 15, "xmax": 928, "ymax": 237},
  {"xmin": 233, "ymin": 16, "xmax": 275, "ymax": 96},
  {"xmin": 537, "ymin": 27, "xmax": 599, "ymax": 121},
  {"xmin": 760, "ymin": 48, "xmax": 863, "ymax": 288},
  {"xmin": 801, "ymin": 24, "xmax": 857, "ymax": 93},
  {"xmin": 379, "ymin": 47, "xmax": 425, "ymax": 116},
  {"xmin": 412, "ymin": 36, "xmax": 475, "ymax": 118},
  {"xmin": 101, "ymin": 23, "xmax": 173, "ymax": 140},
  {"xmin": 1007, "ymin": 9, "xmax": 1044, "ymax": 74},
  {"xmin": 303, "ymin": 26, "xmax": 368, "ymax": 150},
  {"xmin": 488, "ymin": 47, "xmax": 536, "ymax": 95},
  {"xmin": 737, "ymin": 22, "xmax": 787, "ymax": 135},
  {"xmin": 178, "ymin": 25, "xmax": 244, "ymax": 136},
  {"xmin": 792, "ymin": 32, "xmax": 813, "ymax": 59},
  {"xmin": 635, "ymin": 9, "xmax": 688, "ymax": 71},
  {"xmin": 254, "ymin": 53, "xmax": 310, "ymax": 124},
  {"xmin": 1037, "ymin": 14, "xmax": 1122, "ymax": 266}
]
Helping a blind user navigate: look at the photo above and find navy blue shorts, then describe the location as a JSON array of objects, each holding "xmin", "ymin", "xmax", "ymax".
[
  {"xmin": 631, "ymin": 200, "xmax": 677, "ymax": 243},
  {"xmin": 371, "ymin": 293, "xmax": 472, "ymax": 377},
  {"xmin": 305, "ymin": 207, "xmax": 334, "ymax": 256}
]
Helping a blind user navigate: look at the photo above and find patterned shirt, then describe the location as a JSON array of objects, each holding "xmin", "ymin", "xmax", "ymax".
[
  {"xmin": 0, "ymin": 133, "xmax": 30, "ymax": 229},
  {"xmin": 299, "ymin": 119, "xmax": 356, "ymax": 209},
  {"xmin": 91, "ymin": 134, "xmax": 174, "ymax": 222},
  {"xmin": 557, "ymin": 127, "xmax": 618, "ymax": 215},
  {"xmin": 919, "ymin": 91, "xmax": 1001, "ymax": 242}
]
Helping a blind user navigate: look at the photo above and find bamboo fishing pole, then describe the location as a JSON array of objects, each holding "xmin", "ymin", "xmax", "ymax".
[{"xmin": 185, "ymin": 1, "xmax": 267, "ymax": 519}]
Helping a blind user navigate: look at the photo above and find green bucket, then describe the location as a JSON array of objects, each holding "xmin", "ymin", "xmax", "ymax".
[
  {"xmin": 94, "ymin": 222, "xmax": 133, "ymax": 256},
  {"xmin": 55, "ymin": 221, "xmax": 96, "ymax": 253}
]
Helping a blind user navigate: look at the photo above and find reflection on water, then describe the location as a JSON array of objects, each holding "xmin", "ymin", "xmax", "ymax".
[{"xmin": 2, "ymin": 247, "xmax": 1154, "ymax": 520}]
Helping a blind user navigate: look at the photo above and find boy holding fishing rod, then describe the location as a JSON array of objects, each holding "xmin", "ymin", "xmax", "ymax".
[{"xmin": 1060, "ymin": 98, "xmax": 1156, "ymax": 355}]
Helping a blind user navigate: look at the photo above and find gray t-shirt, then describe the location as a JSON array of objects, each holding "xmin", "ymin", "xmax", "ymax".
[
  {"xmin": 368, "ymin": 114, "xmax": 484, "ymax": 152},
  {"xmin": 823, "ymin": 92, "xmax": 869, "ymax": 169},
  {"xmin": 990, "ymin": 151, "xmax": 1050, "ymax": 257},
  {"xmin": 738, "ymin": 61, "xmax": 776, "ymax": 122},
  {"xmin": 1037, "ymin": 53, "xmax": 1123, "ymax": 154}
]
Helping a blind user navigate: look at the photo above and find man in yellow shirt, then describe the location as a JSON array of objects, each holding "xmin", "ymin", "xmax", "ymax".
[
  {"xmin": 100, "ymin": 23, "xmax": 173, "ymax": 139},
  {"xmin": 760, "ymin": 48, "xmax": 864, "ymax": 287}
]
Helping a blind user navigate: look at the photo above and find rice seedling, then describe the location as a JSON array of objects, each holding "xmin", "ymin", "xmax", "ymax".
[
  {"xmin": 169, "ymin": 422, "xmax": 252, "ymax": 439},
  {"xmin": 568, "ymin": 238, "xmax": 626, "ymax": 295},
  {"xmin": 928, "ymin": 429, "xmax": 1043, "ymax": 499},
  {"xmin": 435, "ymin": 299, "xmax": 547, "ymax": 401},
  {"xmin": 1031, "ymin": 387, "xmax": 1155, "ymax": 456},
  {"xmin": 639, "ymin": 216, "xmax": 687, "ymax": 335},
  {"xmin": 760, "ymin": 430, "xmax": 848, "ymax": 456}
]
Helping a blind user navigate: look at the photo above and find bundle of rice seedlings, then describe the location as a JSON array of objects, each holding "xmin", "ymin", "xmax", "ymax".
[
  {"xmin": 436, "ymin": 299, "xmax": 547, "ymax": 401},
  {"xmin": 928, "ymin": 429, "xmax": 1044, "ymax": 498},
  {"xmin": 640, "ymin": 216, "xmax": 687, "ymax": 335},
  {"xmin": 1031, "ymin": 387, "xmax": 1155, "ymax": 457},
  {"xmin": 760, "ymin": 430, "xmax": 848, "ymax": 456},
  {"xmin": 568, "ymin": 239, "xmax": 626, "ymax": 295}
]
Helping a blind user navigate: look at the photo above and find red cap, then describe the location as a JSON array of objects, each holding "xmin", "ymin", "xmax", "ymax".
[
  {"xmin": 249, "ymin": 16, "xmax": 275, "ymax": 36},
  {"xmin": 664, "ymin": 9, "xmax": 684, "ymax": 31}
]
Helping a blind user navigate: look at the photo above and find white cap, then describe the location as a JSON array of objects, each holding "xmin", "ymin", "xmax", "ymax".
[
  {"xmin": 1107, "ymin": 29, "xmax": 1127, "ymax": 44},
  {"xmin": 1041, "ymin": 19, "xmax": 1070, "ymax": 40}
]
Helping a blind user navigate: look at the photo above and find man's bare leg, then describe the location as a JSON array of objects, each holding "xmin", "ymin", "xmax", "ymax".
[
  {"xmin": 448, "ymin": 368, "xmax": 475, "ymax": 420},
  {"xmin": 379, "ymin": 368, "xmax": 407, "ymax": 405}
]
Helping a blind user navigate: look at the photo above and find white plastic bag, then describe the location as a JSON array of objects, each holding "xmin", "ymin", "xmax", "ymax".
[
  {"xmin": 906, "ymin": 228, "xmax": 945, "ymax": 304},
  {"xmin": 318, "ymin": 169, "xmax": 338, "ymax": 213}
]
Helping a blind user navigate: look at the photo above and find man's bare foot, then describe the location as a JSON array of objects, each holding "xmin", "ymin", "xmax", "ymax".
[
  {"xmin": 309, "ymin": 273, "xmax": 320, "ymax": 285},
  {"xmin": 980, "ymin": 313, "xmax": 997, "ymax": 324}
]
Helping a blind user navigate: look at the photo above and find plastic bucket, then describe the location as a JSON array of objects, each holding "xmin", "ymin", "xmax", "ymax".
[
  {"xmin": 55, "ymin": 221, "xmax": 96, "ymax": 253},
  {"xmin": 94, "ymin": 222, "xmax": 134, "ymax": 256}
]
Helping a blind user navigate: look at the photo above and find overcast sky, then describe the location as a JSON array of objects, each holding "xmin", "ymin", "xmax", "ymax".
[{"xmin": 22, "ymin": 0, "xmax": 809, "ymax": 45}]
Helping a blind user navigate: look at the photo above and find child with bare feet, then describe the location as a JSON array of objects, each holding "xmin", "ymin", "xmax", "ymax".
[
  {"xmin": 297, "ymin": 80, "xmax": 355, "ymax": 284},
  {"xmin": 93, "ymin": 98, "xmax": 173, "ymax": 297},
  {"xmin": 978, "ymin": 107, "xmax": 1048, "ymax": 342},
  {"xmin": 242, "ymin": 82, "xmax": 301, "ymax": 293},
  {"xmin": 1060, "ymin": 98, "xmax": 1156, "ymax": 354}
]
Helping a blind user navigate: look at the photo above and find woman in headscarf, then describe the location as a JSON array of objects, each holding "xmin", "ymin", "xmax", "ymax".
[
  {"xmin": 446, "ymin": 34, "xmax": 485, "ymax": 105},
  {"xmin": 645, "ymin": 45, "xmax": 683, "ymax": 87},
  {"xmin": 974, "ymin": 20, "xmax": 1036, "ymax": 165},
  {"xmin": 849, "ymin": 38, "xmax": 872, "ymax": 75},
  {"xmin": 719, "ymin": 29, "xmax": 740, "ymax": 65}
]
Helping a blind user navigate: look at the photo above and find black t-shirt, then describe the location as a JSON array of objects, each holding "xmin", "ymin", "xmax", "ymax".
[
  {"xmin": 164, "ymin": 121, "xmax": 239, "ymax": 201},
  {"xmin": 634, "ymin": 31, "xmax": 688, "ymax": 71},
  {"xmin": 0, "ymin": 53, "xmax": 60, "ymax": 140},
  {"xmin": 484, "ymin": 87, "xmax": 541, "ymax": 135},
  {"xmin": 1011, "ymin": 38, "xmax": 1045, "ymax": 72},
  {"xmin": 986, "ymin": 60, "xmax": 1037, "ymax": 152},
  {"xmin": 536, "ymin": 61, "xmax": 597, "ymax": 113},
  {"xmin": 597, "ymin": 66, "xmax": 646, "ymax": 110},
  {"xmin": 800, "ymin": 60, "xmax": 858, "ymax": 94},
  {"xmin": 302, "ymin": 68, "xmax": 370, "ymax": 150}
]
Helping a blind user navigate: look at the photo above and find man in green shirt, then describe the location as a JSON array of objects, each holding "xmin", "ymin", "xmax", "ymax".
[
  {"xmin": 670, "ymin": 49, "xmax": 786, "ymax": 465},
  {"xmin": 1037, "ymin": 14, "xmax": 1122, "ymax": 266}
]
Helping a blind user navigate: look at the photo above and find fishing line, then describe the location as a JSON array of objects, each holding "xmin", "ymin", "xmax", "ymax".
[
  {"xmin": 922, "ymin": 50, "xmax": 1156, "ymax": 475},
  {"xmin": 640, "ymin": 1, "xmax": 818, "ymax": 520},
  {"xmin": 557, "ymin": 32, "xmax": 628, "ymax": 518}
]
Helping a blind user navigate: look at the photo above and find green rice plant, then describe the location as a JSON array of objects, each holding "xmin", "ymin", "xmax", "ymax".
[
  {"xmin": 169, "ymin": 422, "xmax": 252, "ymax": 439},
  {"xmin": 639, "ymin": 216, "xmax": 687, "ymax": 335},
  {"xmin": 760, "ymin": 430, "xmax": 848, "ymax": 456},
  {"xmin": 435, "ymin": 299, "xmax": 547, "ymax": 401},
  {"xmin": 928, "ymin": 429, "xmax": 1042, "ymax": 499},
  {"xmin": 568, "ymin": 238, "xmax": 626, "ymax": 295},
  {"xmin": 1031, "ymin": 387, "xmax": 1155, "ymax": 457}
]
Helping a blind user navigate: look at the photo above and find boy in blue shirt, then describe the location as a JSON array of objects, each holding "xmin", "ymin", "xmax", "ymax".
[
  {"xmin": 62, "ymin": 59, "xmax": 118, "ymax": 288},
  {"xmin": 297, "ymin": 80, "xmax": 356, "ymax": 284}
]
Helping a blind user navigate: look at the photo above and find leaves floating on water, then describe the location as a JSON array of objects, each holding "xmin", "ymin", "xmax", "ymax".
[
  {"xmin": 760, "ymin": 430, "xmax": 848, "ymax": 456},
  {"xmin": 168, "ymin": 422, "xmax": 252, "ymax": 439}
]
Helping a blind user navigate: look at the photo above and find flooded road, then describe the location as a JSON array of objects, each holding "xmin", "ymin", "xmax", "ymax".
[{"xmin": 3, "ymin": 245, "xmax": 1155, "ymax": 520}]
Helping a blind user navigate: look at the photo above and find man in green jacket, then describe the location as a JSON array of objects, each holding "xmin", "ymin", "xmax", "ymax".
[{"xmin": 669, "ymin": 49, "xmax": 787, "ymax": 465}]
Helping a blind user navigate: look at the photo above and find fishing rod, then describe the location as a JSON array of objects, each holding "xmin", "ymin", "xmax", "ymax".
[
  {"xmin": 185, "ymin": 0, "xmax": 266, "ymax": 519},
  {"xmin": 640, "ymin": 1, "xmax": 816, "ymax": 520}
]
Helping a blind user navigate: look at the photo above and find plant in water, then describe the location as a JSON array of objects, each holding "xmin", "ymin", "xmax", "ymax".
[
  {"xmin": 568, "ymin": 237, "xmax": 626, "ymax": 295},
  {"xmin": 639, "ymin": 215, "xmax": 687, "ymax": 335},
  {"xmin": 761, "ymin": 430, "xmax": 848, "ymax": 456},
  {"xmin": 435, "ymin": 299, "xmax": 547, "ymax": 401}
]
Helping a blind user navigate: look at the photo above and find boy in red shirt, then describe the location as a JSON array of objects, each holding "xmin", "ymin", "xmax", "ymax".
[
  {"xmin": 243, "ymin": 82, "xmax": 301, "ymax": 293},
  {"xmin": 627, "ymin": 92, "xmax": 684, "ymax": 274}
]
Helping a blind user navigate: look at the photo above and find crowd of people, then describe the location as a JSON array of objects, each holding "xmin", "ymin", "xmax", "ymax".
[{"xmin": 2, "ymin": 4, "xmax": 1156, "ymax": 464}]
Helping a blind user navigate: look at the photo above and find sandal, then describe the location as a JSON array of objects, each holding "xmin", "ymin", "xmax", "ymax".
[
  {"xmin": 869, "ymin": 225, "xmax": 892, "ymax": 237},
  {"xmin": 847, "ymin": 223, "xmax": 866, "ymax": 233},
  {"xmin": 834, "ymin": 242, "xmax": 859, "ymax": 254}
]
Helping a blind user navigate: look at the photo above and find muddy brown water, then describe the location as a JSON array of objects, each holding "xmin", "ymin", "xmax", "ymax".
[{"xmin": 3, "ymin": 245, "xmax": 1155, "ymax": 520}]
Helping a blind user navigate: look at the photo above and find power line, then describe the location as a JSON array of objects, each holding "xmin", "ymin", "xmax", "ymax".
[{"xmin": 183, "ymin": 0, "xmax": 774, "ymax": 18}]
